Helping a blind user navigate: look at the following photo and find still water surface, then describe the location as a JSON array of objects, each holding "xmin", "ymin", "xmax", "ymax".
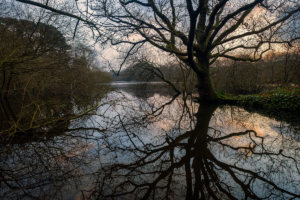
[{"xmin": 1, "ymin": 83, "xmax": 300, "ymax": 199}]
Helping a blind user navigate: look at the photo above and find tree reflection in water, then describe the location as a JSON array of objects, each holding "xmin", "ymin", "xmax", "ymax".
[{"xmin": 1, "ymin": 90, "xmax": 300, "ymax": 200}]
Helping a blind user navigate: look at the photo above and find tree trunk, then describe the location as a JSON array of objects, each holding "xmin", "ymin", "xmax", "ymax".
[{"xmin": 196, "ymin": 69, "xmax": 219, "ymax": 102}]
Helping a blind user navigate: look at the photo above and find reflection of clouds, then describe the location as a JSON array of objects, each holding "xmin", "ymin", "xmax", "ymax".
[
  {"xmin": 210, "ymin": 106, "xmax": 300, "ymax": 160},
  {"xmin": 96, "ymin": 90, "xmax": 300, "ymax": 155},
  {"xmin": 251, "ymin": 6, "xmax": 262, "ymax": 16},
  {"xmin": 147, "ymin": 94, "xmax": 198, "ymax": 131},
  {"xmin": 211, "ymin": 106, "xmax": 280, "ymax": 137},
  {"xmin": 249, "ymin": 6, "xmax": 268, "ymax": 18},
  {"xmin": 87, "ymin": 94, "xmax": 300, "ymax": 199},
  {"xmin": 55, "ymin": 141, "xmax": 97, "ymax": 162},
  {"xmin": 154, "ymin": 121, "xmax": 171, "ymax": 131},
  {"xmin": 96, "ymin": 91, "xmax": 198, "ymax": 137}
]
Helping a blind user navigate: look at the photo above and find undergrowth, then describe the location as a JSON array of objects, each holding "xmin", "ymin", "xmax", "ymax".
[{"xmin": 237, "ymin": 86, "xmax": 300, "ymax": 112}]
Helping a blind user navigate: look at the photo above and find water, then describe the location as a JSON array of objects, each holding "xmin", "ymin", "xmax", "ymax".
[{"xmin": 1, "ymin": 82, "xmax": 300, "ymax": 199}]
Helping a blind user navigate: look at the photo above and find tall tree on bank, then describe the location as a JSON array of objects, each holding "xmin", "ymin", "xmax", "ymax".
[{"xmin": 16, "ymin": 0, "xmax": 300, "ymax": 102}]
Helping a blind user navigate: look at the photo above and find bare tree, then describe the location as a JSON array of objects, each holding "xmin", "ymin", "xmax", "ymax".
[
  {"xmin": 13, "ymin": 0, "xmax": 300, "ymax": 102},
  {"xmin": 0, "ymin": 12, "xmax": 112, "ymax": 135}
]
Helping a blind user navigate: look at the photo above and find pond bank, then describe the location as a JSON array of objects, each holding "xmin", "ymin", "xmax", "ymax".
[{"xmin": 237, "ymin": 86, "xmax": 300, "ymax": 113}]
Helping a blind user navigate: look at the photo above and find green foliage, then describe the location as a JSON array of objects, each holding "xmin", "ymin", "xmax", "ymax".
[{"xmin": 238, "ymin": 86, "xmax": 300, "ymax": 112}]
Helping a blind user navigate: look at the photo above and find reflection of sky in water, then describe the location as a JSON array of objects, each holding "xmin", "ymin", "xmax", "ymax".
[
  {"xmin": 71, "ymin": 89, "xmax": 300, "ymax": 198},
  {"xmin": 1, "ymin": 85, "xmax": 300, "ymax": 199}
]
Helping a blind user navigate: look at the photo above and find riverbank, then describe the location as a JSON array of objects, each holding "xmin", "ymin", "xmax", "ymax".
[{"xmin": 236, "ymin": 86, "xmax": 300, "ymax": 113}]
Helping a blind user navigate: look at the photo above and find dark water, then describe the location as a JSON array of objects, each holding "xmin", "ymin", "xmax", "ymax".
[{"xmin": 1, "ymin": 82, "xmax": 300, "ymax": 199}]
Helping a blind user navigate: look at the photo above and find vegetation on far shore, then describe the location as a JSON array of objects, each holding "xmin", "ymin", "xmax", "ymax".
[
  {"xmin": 233, "ymin": 86, "xmax": 300, "ymax": 112},
  {"xmin": 0, "ymin": 17, "xmax": 112, "ymax": 136}
]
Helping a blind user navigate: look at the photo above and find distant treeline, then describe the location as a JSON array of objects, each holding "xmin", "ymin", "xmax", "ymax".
[
  {"xmin": 211, "ymin": 51, "xmax": 300, "ymax": 94},
  {"xmin": 110, "ymin": 62, "xmax": 190, "ymax": 83},
  {"xmin": 115, "ymin": 49, "xmax": 300, "ymax": 95}
]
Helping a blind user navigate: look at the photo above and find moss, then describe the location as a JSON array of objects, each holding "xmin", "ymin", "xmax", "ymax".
[
  {"xmin": 194, "ymin": 91, "xmax": 239, "ymax": 104},
  {"xmin": 166, "ymin": 43, "xmax": 174, "ymax": 50}
]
